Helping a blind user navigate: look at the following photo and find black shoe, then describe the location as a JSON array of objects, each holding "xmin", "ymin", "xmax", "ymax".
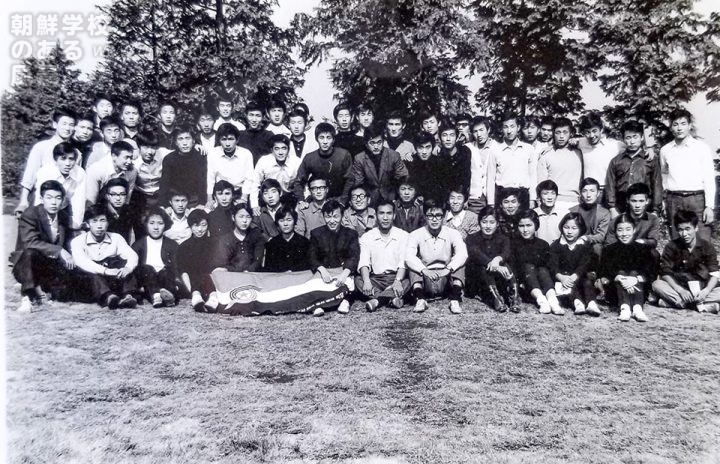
[
  {"xmin": 118, "ymin": 294, "xmax": 137, "ymax": 309},
  {"xmin": 106, "ymin": 294, "xmax": 120, "ymax": 310},
  {"xmin": 507, "ymin": 281, "xmax": 522, "ymax": 313},
  {"xmin": 488, "ymin": 285, "xmax": 507, "ymax": 312}
]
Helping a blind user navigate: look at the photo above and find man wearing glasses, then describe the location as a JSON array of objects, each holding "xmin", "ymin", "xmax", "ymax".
[
  {"xmin": 103, "ymin": 178, "xmax": 133, "ymax": 242},
  {"xmin": 342, "ymin": 185, "xmax": 377, "ymax": 237},
  {"xmin": 85, "ymin": 140, "xmax": 138, "ymax": 206},
  {"xmin": 405, "ymin": 199, "xmax": 469, "ymax": 314},
  {"xmin": 295, "ymin": 175, "xmax": 330, "ymax": 239},
  {"xmin": 351, "ymin": 123, "xmax": 408, "ymax": 206}
]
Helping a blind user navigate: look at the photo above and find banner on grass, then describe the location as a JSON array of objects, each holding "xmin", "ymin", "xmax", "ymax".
[{"xmin": 210, "ymin": 270, "xmax": 348, "ymax": 316}]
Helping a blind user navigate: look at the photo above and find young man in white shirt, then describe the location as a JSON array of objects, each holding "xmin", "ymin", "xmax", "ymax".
[
  {"xmin": 85, "ymin": 116, "xmax": 124, "ymax": 168},
  {"xmin": 206, "ymin": 123, "xmax": 254, "ymax": 208},
  {"xmin": 266, "ymin": 97, "xmax": 292, "ymax": 137},
  {"xmin": 466, "ymin": 116, "xmax": 497, "ymax": 213},
  {"xmin": 196, "ymin": 104, "xmax": 217, "ymax": 153},
  {"xmin": 287, "ymin": 108, "xmax": 319, "ymax": 161},
  {"xmin": 33, "ymin": 142, "xmax": 86, "ymax": 230},
  {"xmin": 250, "ymin": 134, "xmax": 299, "ymax": 214},
  {"xmin": 576, "ymin": 111, "xmax": 623, "ymax": 204},
  {"xmin": 537, "ymin": 117, "xmax": 584, "ymax": 214},
  {"xmin": 86, "ymin": 140, "xmax": 138, "ymax": 206},
  {"xmin": 213, "ymin": 91, "xmax": 246, "ymax": 132}
]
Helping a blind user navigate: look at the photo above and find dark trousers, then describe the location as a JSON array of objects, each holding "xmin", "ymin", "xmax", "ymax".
[
  {"xmin": 560, "ymin": 275, "xmax": 597, "ymax": 305},
  {"xmin": 353, "ymin": 272, "xmax": 411, "ymax": 302},
  {"xmin": 517, "ymin": 263, "xmax": 554, "ymax": 293},
  {"xmin": 666, "ymin": 191, "xmax": 712, "ymax": 241},
  {"xmin": 75, "ymin": 257, "xmax": 137, "ymax": 303},
  {"xmin": 495, "ymin": 186, "xmax": 530, "ymax": 210},
  {"xmin": 466, "ymin": 262, "xmax": 513, "ymax": 299},
  {"xmin": 612, "ymin": 281, "xmax": 646, "ymax": 307},
  {"xmin": 12, "ymin": 249, "xmax": 66, "ymax": 295},
  {"xmin": 185, "ymin": 272, "xmax": 215, "ymax": 299},
  {"xmin": 130, "ymin": 191, "xmax": 161, "ymax": 239},
  {"xmin": 135, "ymin": 265, "xmax": 177, "ymax": 300}
]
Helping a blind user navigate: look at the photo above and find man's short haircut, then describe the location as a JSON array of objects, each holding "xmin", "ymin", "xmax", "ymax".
[
  {"xmin": 216, "ymin": 122, "xmax": 241, "ymax": 139},
  {"xmin": 386, "ymin": 110, "xmax": 404, "ymax": 123},
  {"xmin": 84, "ymin": 203, "xmax": 109, "ymax": 222},
  {"xmin": 455, "ymin": 112, "xmax": 472, "ymax": 123},
  {"xmin": 540, "ymin": 116, "xmax": 554, "ymax": 127},
  {"xmin": 321, "ymin": 199, "xmax": 345, "ymax": 215},
  {"xmin": 438, "ymin": 118, "xmax": 457, "ymax": 135},
  {"xmin": 308, "ymin": 174, "xmax": 329, "ymax": 186},
  {"xmin": 39, "ymin": 180, "xmax": 66, "ymax": 199},
  {"xmin": 269, "ymin": 134, "xmax": 290, "ymax": 148},
  {"xmin": 536, "ymin": 179, "xmax": 559, "ymax": 197},
  {"xmin": 198, "ymin": 101, "xmax": 216, "ymax": 118},
  {"xmin": 500, "ymin": 111, "xmax": 520, "ymax": 125},
  {"xmin": 552, "ymin": 117, "xmax": 573, "ymax": 131},
  {"xmin": 471, "ymin": 116, "xmax": 492, "ymax": 132},
  {"xmin": 314, "ymin": 122, "xmax": 336, "ymax": 139},
  {"xmin": 350, "ymin": 184, "xmax": 368, "ymax": 195},
  {"xmin": 559, "ymin": 211, "xmax": 587, "ymax": 235},
  {"xmin": 110, "ymin": 140, "xmax": 135, "ymax": 157},
  {"xmin": 499, "ymin": 187, "xmax": 521, "ymax": 202},
  {"xmin": 477, "ymin": 205, "xmax": 498, "ymax": 222},
  {"xmin": 143, "ymin": 206, "xmax": 172, "ymax": 227},
  {"xmin": 423, "ymin": 198, "xmax": 445, "ymax": 215},
  {"xmin": 121, "ymin": 99, "xmax": 143, "ymax": 116},
  {"xmin": 674, "ymin": 209, "xmax": 699, "ymax": 227},
  {"xmin": 293, "ymin": 102, "xmax": 310, "ymax": 116},
  {"xmin": 53, "ymin": 142, "xmax": 77, "ymax": 160},
  {"xmin": 626, "ymin": 182, "xmax": 651, "ymax": 199},
  {"xmin": 99, "ymin": 115, "xmax": 122, "ymax": 131},
  {"xmin": 580, "ymin": 177, "xmax": 600, "ymax": 190},
  {"xmin": 448, "ymin": 186, "xmax": 466, "ymax": 198},
  {"xmin": 419, "ymin": 111, "xmax": 438, "ymax": 122},
  {"xmin": 621, "ymin": 120, "xmax": 645, "ymax": 136},
  {"xmin": 136, "ymin": 129, "xmax": 160, "ymax": 147},
  {"xmin": 93, "ymin": 93, "xmax": 113, "ymax": 106},
  {"xmin": 216, "ymin": 90, "xmax": 233, "ymax": 105},
  {"xmin": 175, "ymin": 123, "xmax": 195, "ymax": 138},
  {"xmin": 579, "ymin": 112, "xmax": 604, "ymax": 132},
  {"xmin": 668, "ymin": 108, "xmax": 693, "ymax": 124},
  {"xmin": 260, "ymin": 178, "xmax": 282, "ymax": 195},
  {"xmin": 169, "ymin": 189, "xmax": 188, "ymax": 200},
  {"xmin": 187, "ymin": 208, "xmax": 210, "ymax": 227},
  {"xmin": 105, "ymin": 177, "xmax": 129, "ymax": 193},
  {"xmin": 333, "ymin": 102, "xmax": 352, "ymax": 120},
  {"xmin": 363, "ymin": 122, "xmax": 385, "ymax": 142},
  {"xmin": 231, "ymin": 202, "xmax": 253, "ymax": 218},
  {"xmin": 77, "ymin": 111, "xmax": 96, "ymax": 124},
  {"xmin": 157, "ymin": 100, "xmax": 177, "ymax": 112},
  {"xmin": 517, "ymin": 209, "xmax": 540, "ymax": 229},
  {"xmin": 356, "ymin": 102, "xmax": 373, "ymax": 114},
  {"xmin": 415, "ymin": 131, "xmax": 436, "ymax": 147},
  {"xmin": 268, "ymin": 98, "xmax": 286, "ymax": 112},
  {"xmin": 522, "ymin": 115, "xmax": 542, "ymax": 128},
  {"xmin": 376, "ymin": 198, "xmax": 395, "ymax": 212},
  {"xmin": 273, "ymin": 204, "xmax": 298, "ymax": 225},
  {"xmin": 213, "ymin": 180, "xmax": 234, "ymax": 196},
  {"xmin": 287, "ymin": 108, "xmax": 308, "ymax": 123},
  {"xmin": 245, "ymin": 101, "xmax": 265, "ymax": 114},
  {"xmin": 398, "ymin": 177, "xmax": 418, "ymax": 190}
]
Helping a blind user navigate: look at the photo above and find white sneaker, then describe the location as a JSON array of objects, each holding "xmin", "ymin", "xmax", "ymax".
[
  {"xmin": 18, "ymin": 296, "xmax": 33, "ymax": 313},
  {"xmin": 191, "ymin": 291, "xmax": 205, "ymax": 312},
  {"xmin": 550, "ymin": 302, "xmax": 565, "ymax": 316},
  {"xmin": 538, "ymin": 301, "xmax": 551, "ymax": 314},
  {"xmin": 313, "ymin": 307, "xmax": 325, "ymax": 317},
  {"xmin": 632, "ymin": 305, "xmax": 648, "ymax": 322},
  {"xmin": 586, "ymin": 301, "xmax": 601, "ymax": 317},
  {"xmin": 204, "ymin": 293, "xmax": 220, "ymax": 312},
  {"xmin": 337, "ymin": 299, "xmax": 350, "ymax": 314},
  {"xmin": 573, "ymin": 299, "xmax": 587, "ymax": 315},
  {"xmin": 449, "ymin": 300, "xmax": 462, "ymax": 314},
  {"xmin": 618, "ymin": 305, "xmax": 632, "ymax": 322},
  {"xmin": 414, "ymin": 299, "xmax": 428, "ymax": 313}
]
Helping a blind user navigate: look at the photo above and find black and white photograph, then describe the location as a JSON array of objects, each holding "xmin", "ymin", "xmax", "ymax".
[{"xmin": 1, "ymin": 0, "xmax": 720, "ymax": 462}]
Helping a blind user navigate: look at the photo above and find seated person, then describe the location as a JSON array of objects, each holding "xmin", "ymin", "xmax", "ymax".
[
  {"xmin": 131, "ymin": 207, "xmax": 179, "ymax": 308},
  {"xmin": 651, "ymin": 209, "xmax": 720, "ymax": 313},
  {"xmin": 33, "ymin": 141, "xmax": 86, "ymax": 230},
  {"xmin": 12, "ymin": 181, "xmax": 74, "ymax": 312},
  {"xmin": 207, "ymin": 180, "xmax": 236, "ymax": 237},
  {"xmin": 443, "ymin": 187, "xmax": 480, "ymax": 240},
  {"xmin": 341, "ymin": 185, "xmax": 377, "ymax": 237},
  {"xmin": 164, "ymin": 190, "xmax": 192, "ymax": 244},
  {"xmin": 251, "ymin": 178, "xmax": 283, "ymax": 240},
  {"xmin": 497, "ymin": 187, "xmax": 523, "ymax": 239},
  {"xmin": 570, "ymin": 177, "xmax": 611, "ymax": 256},
  {"xmin": 548, "ymin": 212, "xmax": 600, "ymax": 316},
  {"xmin": 295, "ymin": 175, "xmax": 329, "ymax": 238},
  {"xmin": 308, "ymin": 200, "xmax": 360, "ymax": 316},
  {"xmin": 533, "ymin": 180, "xmax": 562, "ymax": 244},
  {"xmin": 393, "ymin": 179, "xmax": 425, "ymax": 233},
  {"xmin": 263, "ymin": 204, "xmax": 311, "ymax": 272},
  {"xmin": 356, "ymin": 199, "xmax": 411, "ymax": 312},
  {"xmin": 70, "ymin": 204, "xmax": 139, "ymax": 309},
  {"xmin": 513, "ymin": 209, "xmax": 563, "ymax": 315},
  {"xmin": 466, "ymin": 206, "xmax": 519, "ymax": 313},
  {"xmin": 598, "ymin": 214, "xmax": 655, "ymax": 322},
  {"xmin": 177, "ymin": 209, "xmax": 217, "ymax": 312},
  {"xmin": 405, "ymin": 199, "xmax": 468, "ymax": 314},
  {"xmin": 102, "ymin": 177, "xmax": 133, "ymax": 242},
  {"xmin": 213, "ymin": 202, "xmax": 267, "ymax": 275}
]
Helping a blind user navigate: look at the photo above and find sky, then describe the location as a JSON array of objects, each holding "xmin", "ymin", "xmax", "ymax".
[{"xmin": 1, "ymin": 0, "xmax": 718, "ymax": 148}]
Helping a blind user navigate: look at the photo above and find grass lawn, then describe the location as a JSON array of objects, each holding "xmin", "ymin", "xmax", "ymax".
[{"xmin": 4, "ymin": 213, "xmax": 720, "ymax": 463}]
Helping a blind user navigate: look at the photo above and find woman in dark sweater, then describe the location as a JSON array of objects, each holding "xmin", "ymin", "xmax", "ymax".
[
  {"xmin": 177, "ymin": 209, "xmax": 216, "ymax": 312},
  {"xmin": 512, "ymin": 209, "xmax": 563, "ymax": 315},
  {"xmin": 598, "ymin": 214, "xmax": 654, "ymax": 322},
  {"xmin": 213, "ymin": 203, "xmax": 266, "ymax": 273},
  {"xmin": 549, "ymin": 212, "xmax": 599, "ymax": 316},
  {"xmin": 466, "ymin": 206, "xmax": 520, "ymax": 312},
  {"xmin": 264, "ymin": 204, "xmax": 311, "ymax": 272}
]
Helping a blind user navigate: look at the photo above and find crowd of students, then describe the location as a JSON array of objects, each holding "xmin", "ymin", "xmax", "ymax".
[{"xmin": 10, "ymin": 92, "xmax": 720, "ymax": 321}]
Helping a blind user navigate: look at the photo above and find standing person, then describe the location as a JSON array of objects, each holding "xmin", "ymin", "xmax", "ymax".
[
  {"xmin": 406, "ymin": 132, "xmax": 442, "ymax": 203},
  {"xmin": 405, "ymin": 199, "xmax": 468, "ymax": 314},
  {"xmin": 15, "ymin": 107, "xmax": 77, "ymax": 217},
  {"xmin": 455, "ymin": 113, "xmax": 473, "ymax": 145},
  {"xmin": 533, "ymin": 180, "xmax": 562, "ymax": 245},
  {"xmin": 351, "ymin": 122, "xmax": 408, "ymax": 205},
  {"xmin": 357, "ymin": 199, "xmax": 411, "ymax": 312},
  {"xmin": 91, "ymin": 94, "xmax": 114, "ymax": 137},
  {"xmin": 86, "ymin": 115, "xmax": 123, "ymax": 167},
  {"xmin": 355, "ymin": 103, "xmax": 374, "ymax": 137},
  {"xmin": 177, "ymin": 209, "xmax": 217, "ymax": 312},
  {"xmin": 196, "ymin": 103, "xmax": 217, "ymax": 153},
  {"xmin": 577, "ymin": 111, "xmax": 623, "ymax": 202},
  {"xmin": 537, "ymin": 117, "xmax": 584, "ymax": 214},
  {"xmin": 539, "ymin": 117, "xmax": 554, "ymax": 145},
  {"xmin": 237, "ymin": 101, "xmax": 274, "ymax": 165},
  {"xmin": 33, "ymin": 142, "xmax": 86, "ymax": 230},
  {"xmin": 293, "ymin": 122, "xmax": 353, "ymax": 204},
  {"xmin": 250, "ymin": 134, "xmax": 300, "ymax": 213},
  {"xmin": 605, "ymin": 120, "xmax": 662, "ymax": 216},
  {"xmin": 213, "ymin": 90, "xmax": 246, "ymax": 132},
  {"xmin": 85, "ymin": 140, "xmax": 138, "ymax": 206},
  {"xmin": 295, "ymin": 175, "xmax": 330, "ymax": 238},
  {"xmin": 206, "ymin": 123, "xmax": 254, "ymax": 207},
  {"xmin": 444, "ymin": 188, "xmax": 480, "ymax": 240},
  {"xmin": 466, "ymin": 116, "xmax": 496, "ymax": 213},
  {"xmin": 333, "ymin": 103, "xmax": 365, "ymax": 157},
  {"xmin": 72, "ymin": 112, "xmax": 97, "ymax": 169},
  {"xmin": 652, "ymin": 209, "xmax": 720, "ymax": 313},
  {"xmin": 435, "ymin": 118, "xmax": 472, "ymax": 200},
  {"xmin": 394, "ymin": 179, "xmax": 426, "ymax": 233},
  {"xmin": 130, "ymin": 130, "xmax": 165, "ymax": 238},
  {"xmin": 342, "ymin": 185, "xmax": 377, "ymax": 237},
  {"xmin": 263, "ymin": 204, "xmax": 311, "ymax": 272},
  {"xmin": 156, "ymin": 101, "xmax": 179, "ymax": 150},
  {"xmin": 266, "ymin": 98, "xmax": 292, "ymax": 137},
  {"xmin": 384, "ymin": 110, "xmax": 415, "ymax": 162},
  {"xmin": 12, "ymin": 181, "xmax": 74, "ymax": 312},
  {"xmin": 420, "ymin": 111, "xmax": 441, "ymax": 144},
  {"xmin": 308, "ymin": 200, "xmax": 361, "ymax": 315},
  {"xmin": 119, "ymin": 99, "xmax": 143, "ymax": 142},
  {"xmin": 570, "ymin": 178, "xmax": 612, "ymax": 256},
  {"xmin": 598, "ymin": 214, "xmax": 655, "ymax": 322},
  {"xmin": 660, "ymin": 108, "xmax": 715, "ymax": 241},
  {"xmin": 158, "ymin": 125, "xmax": 207, "ymax": 208},
  {"xmin": 287, "ymin": 108, "xmax": 319, "ymax": 161},
  {"xmin": 521, "ymin": 114, "xmax": 549, "ymax": 158},
  {"xmin": 487, "ymin": 112, "xmax": 537, "ymax": 210}
]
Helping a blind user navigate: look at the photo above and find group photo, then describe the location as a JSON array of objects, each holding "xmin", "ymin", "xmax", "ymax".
[{"xmin": 3, "ymin": 0, "xmax": 720, "ymax": 462}]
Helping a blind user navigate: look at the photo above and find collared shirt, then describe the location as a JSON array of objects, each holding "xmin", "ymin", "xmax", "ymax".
[
  {"xmin": 660, "ymin": 136, "xmax": 715, "ymax": 207},
  {"xmin": 358, "ymin": 226, "xmax": 409, "ymax": 274},
  {"xmin": 86, "ymin": 156, "xmax": 138, "ymax": 205},
  {"xmin": 341, "ymin": 207, "xmax": 377, "ymax": 237},
  {"xmin": 443, "ymin": 210, "xmax": 480, "ymax": 240},
  {"xmin": 534, "ymin": 206, "xmax": 562, "ymax": 244},
  {"xmin": 164, "ymin": 208, "xmax": 193, "ymax": 244},
  {"xmin": 578, "ymin": 136, "xmax": 623, "ymax": 187},
  {"xmin": 199, "ymin": 133, "xmax": 216, "ymax": 153},
  {"xmin": 295, "ymin": 201, "xmax": 326, "ymax": 238},
  {"xmin": 213, "ymin": 118, "xmax": 246, "ymax": 132},
  {"xmin": 267, "ymin": 123, "xmax": 292, "ymax": 137},
  {"xmin": 34, "ymin": 164, "xmax": 87, "ymax": 229},
  {"xmin": 85, "ymin": 141, "xmax": 112, "ymax": 168},
  {"xmin": 47, "ymin": 212, "xmax": 59, "ymax": 243},
  {"xmin": 487, "ymin": 139, "xmax": 537, "ymax": 203},
  {"xmin": 467, "ymin": 140, "xmax": 496, "ymax": 199},
  {"xmin": 532, "ymin": 140, "xmax": 551, "ymax": 159},
  {"xmin": 384, "ymin": 138, "xmax": 415, "ymax": 162},
  {"xmin": 570, "ymin": 203, "xmax": 611, "ymax": 245},
  {"xmin": 660, "ymin": 237, "xmax": 719, "ymax": 283},
  {"xmin": 405, "ymin": 226, "xmax": 468, "ymax": 273},
  {"xmin": 290, "ymin": 135, "xmax": 319, "ymax": 161},
  {"xmin": 20, "ymin": 134, "xmax": 65, "ymax": 189},
  {"xmin": 206, "ymin": 145, "xmax": 254, "ymax": 197},
  {"xmin": 605, "ymin": 149, "xmax": 662, "ymax": 209},
  {"xmin": 70, "ymin": 231, "xmax": 138, "ymax": 274},
  {"xmin": 537, "ymin": 147, "xmax": 583, "ymax": 202},
  {"xmin": 133, "ymin": 152, "xmax": 165, "ymax": 196},
  {"xmin": 250, "ymin": 153, "xmax": 301, "ymax": 208}
]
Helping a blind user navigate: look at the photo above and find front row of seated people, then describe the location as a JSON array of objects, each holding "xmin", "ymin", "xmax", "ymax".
[{"xmin": 12, "ymin": 178, "xmax": 720, "ymax": 321}]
